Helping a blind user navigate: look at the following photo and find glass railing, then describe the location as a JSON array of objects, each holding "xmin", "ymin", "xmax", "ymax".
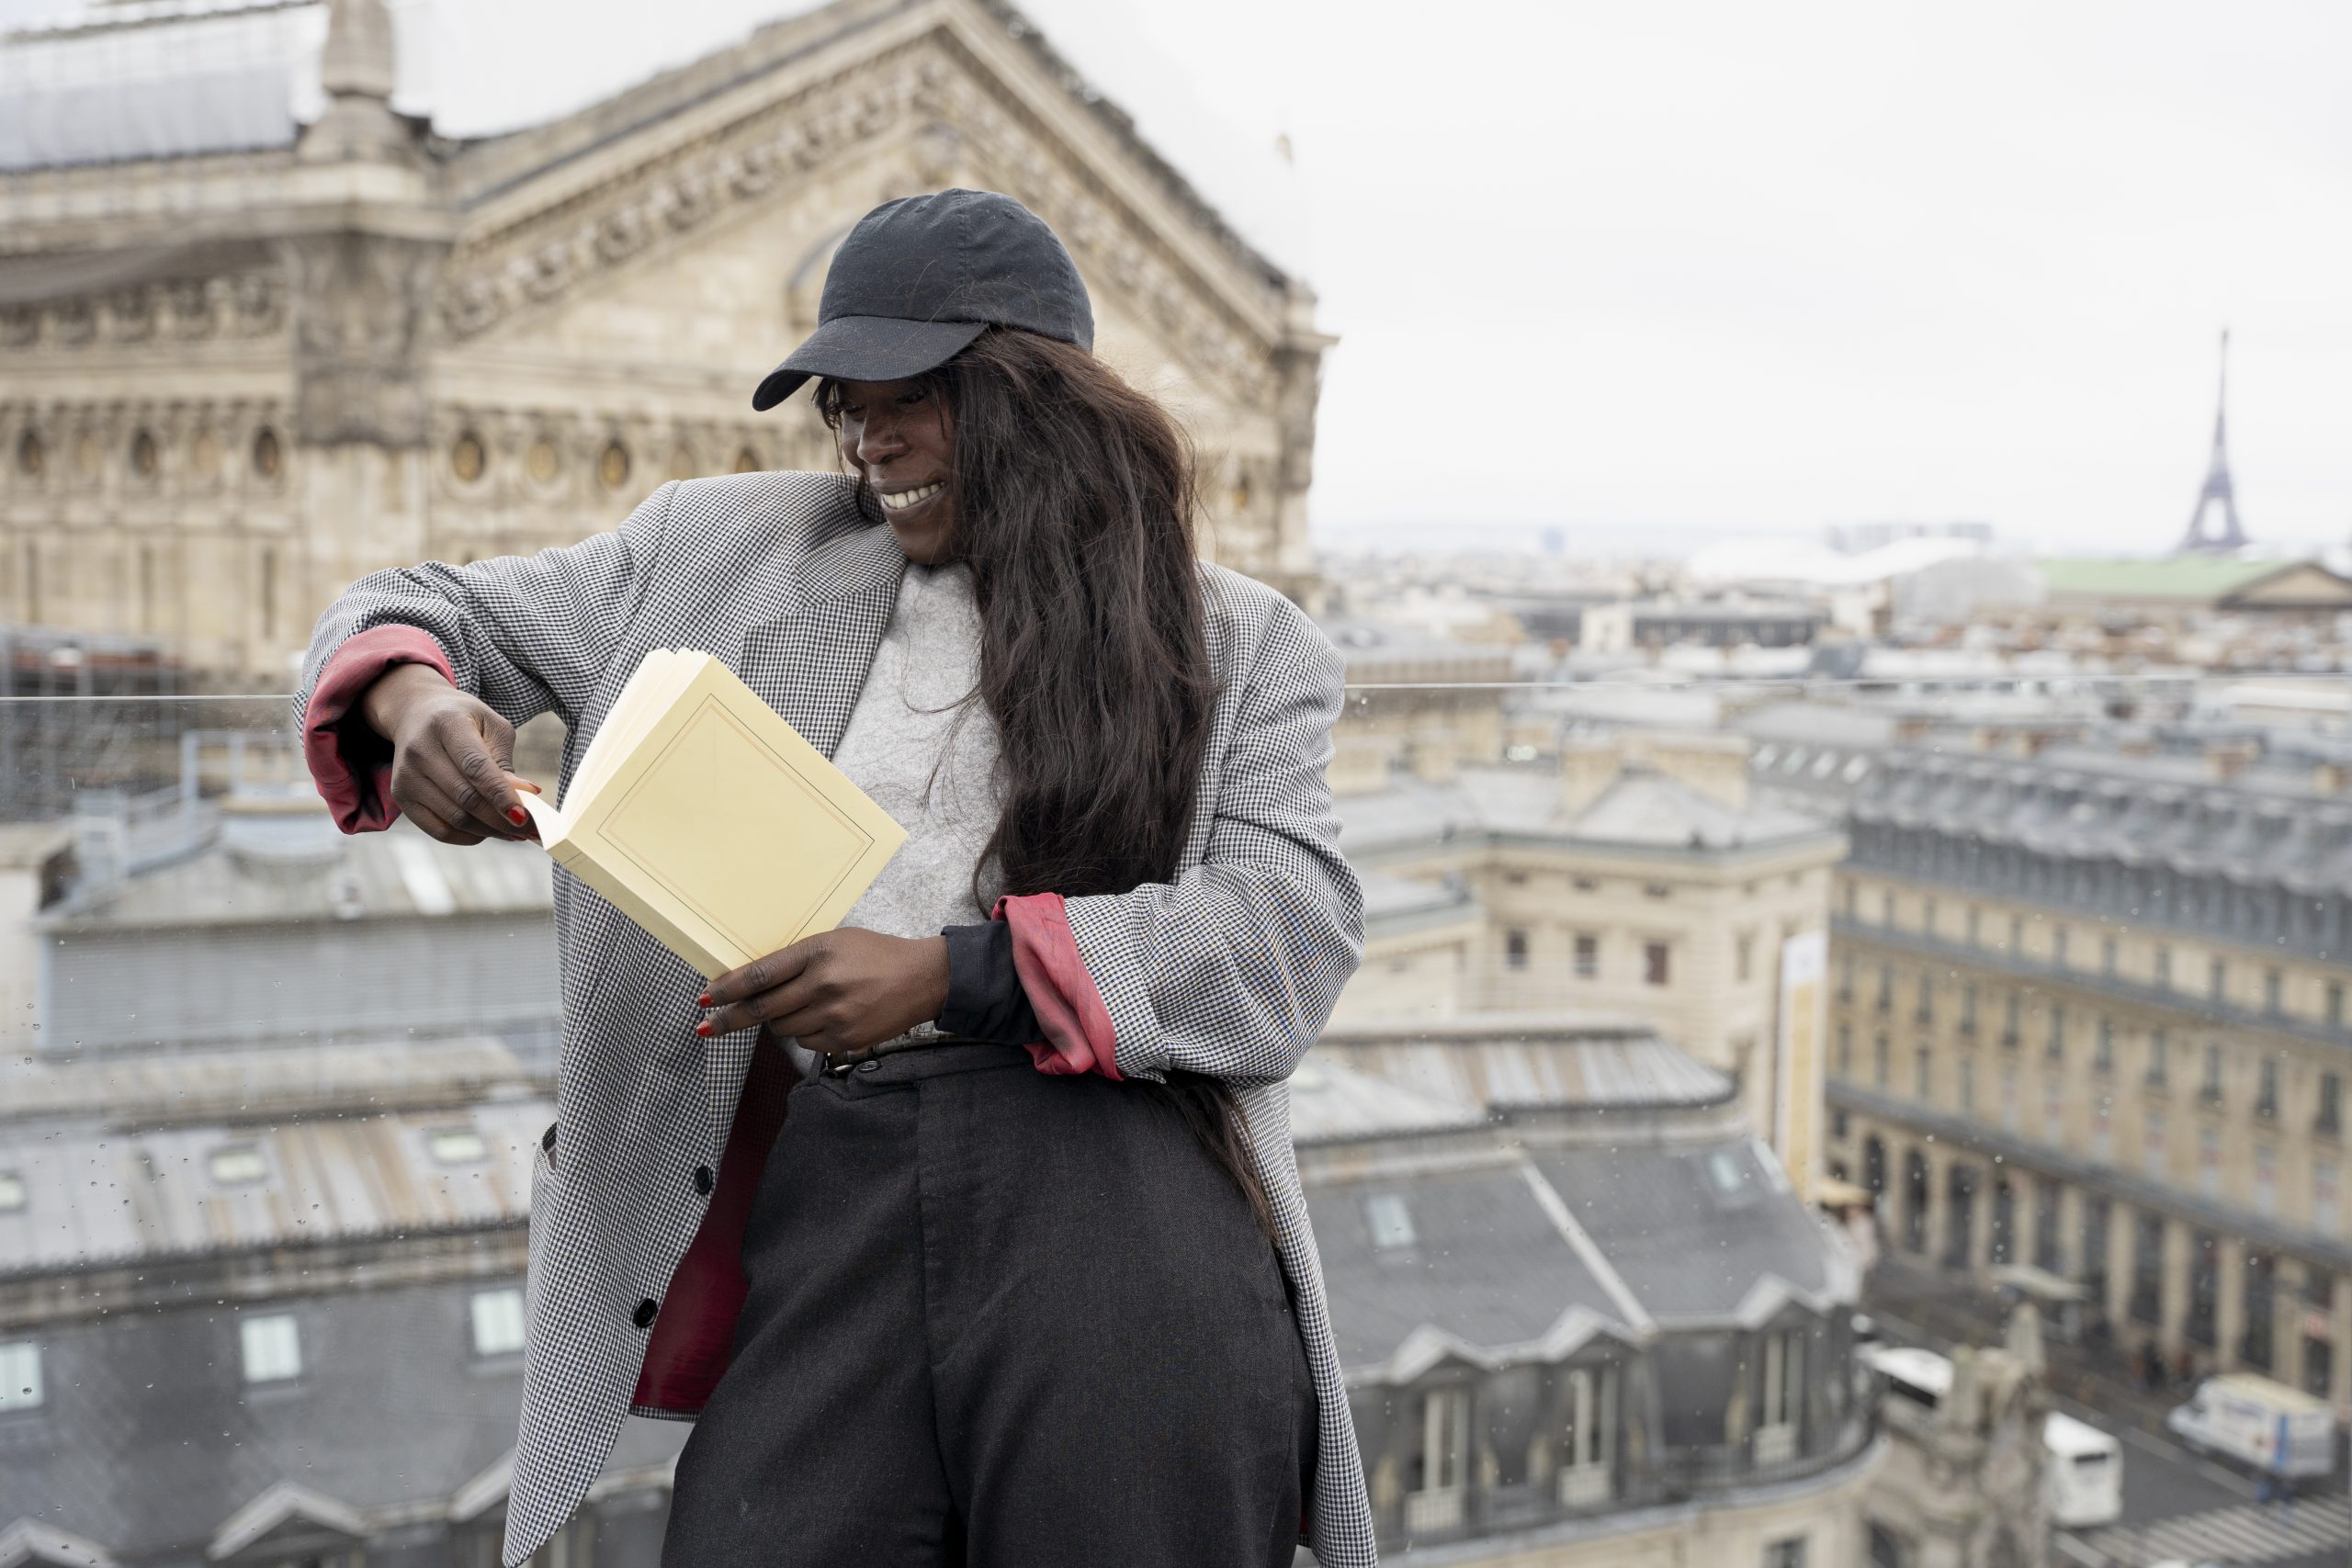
[{"xmin": 4, "ymin": 671, "xmax": 2350, "ymax": 1566}]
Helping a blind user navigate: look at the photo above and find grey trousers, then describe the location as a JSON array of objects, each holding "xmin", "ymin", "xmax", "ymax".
[{"xmin": 662, "ymin": 1044, "xmax": 1317, "ymax": 1567}]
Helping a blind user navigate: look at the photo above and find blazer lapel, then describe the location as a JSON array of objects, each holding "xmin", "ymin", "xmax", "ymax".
[
  {"xmin": 707, "ymin": 521, "xmax": 906, "ymax": 1156},
  {"xmin": 734, "ymin": 522, "xmax": 907, "ymax": 756}
]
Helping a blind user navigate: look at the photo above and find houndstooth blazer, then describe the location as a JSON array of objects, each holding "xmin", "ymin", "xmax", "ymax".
[{"xmin": 293, "ymin": 471, "xmax": 1376, "ymax": 1568}]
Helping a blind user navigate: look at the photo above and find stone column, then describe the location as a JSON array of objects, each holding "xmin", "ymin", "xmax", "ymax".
[
  {"xmin": 1923, "ymin": 1143, "xmax": 1954, "ymax": 1265},
  {"xmin": 1964, "ymin": 1158, "xmax": 1992, "ymax": 1275},
  {"xmin": 2054, "ymin": 1182, "xmax": 2084, "ymax": 1279},
  {"xmin": 2334, "ymin": 1276, "xmax": 2352, "ymax": 1415},
  {"xmin": 2271, "ymin": 1266, "xmax": 2298, "ymax": 1386},
  {"xmin": 2103, "ymin": 1204, "xmax": 2133, "ymax": 1328},
  {"xmin": 2279, "ymin": 1261, "xmax": 2310, "ymax": 1394},
  {"xmin": 1265, "ymin": 281, "xmax": 1334, "ymax": 602},
  {"xmin": 2159, "ymin": 1218, "xmax": 2190, "ymax": 1358},
  {"xmin": 2215, "ymin": 1237, "xmax": 2246, "ymax": 1371}
]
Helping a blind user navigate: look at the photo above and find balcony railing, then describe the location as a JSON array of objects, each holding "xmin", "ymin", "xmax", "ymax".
[{"xmin": 1834, "ymin": 916, "xmax": 2352, "ymax": 1054}]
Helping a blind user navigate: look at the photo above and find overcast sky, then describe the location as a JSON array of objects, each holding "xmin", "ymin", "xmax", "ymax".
[
  {"xmin": 7, "ymin": 0, "xmax": 2347, "ymax": 557},
  {"xmin": 1087, "ymin": 0, "xmax": 2352, "ymax": 557}
]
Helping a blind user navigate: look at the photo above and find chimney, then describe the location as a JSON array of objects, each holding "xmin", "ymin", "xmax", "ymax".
[
  {"xmin": 1631, "ymin": 730, "xmax": 1750, "ymax": 812},
  {"xmin": 2315, "ymin": 761, "xmax": 2350, "ymax": 795},
  {"xmin": 1559, "ymin": 736, "xmax": 1624, "ymax": 816}
]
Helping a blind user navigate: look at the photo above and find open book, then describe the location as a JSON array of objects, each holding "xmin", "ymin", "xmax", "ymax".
[{"xmin": 514, "ymin": 649, "xmax": 906, "ymax": 978}]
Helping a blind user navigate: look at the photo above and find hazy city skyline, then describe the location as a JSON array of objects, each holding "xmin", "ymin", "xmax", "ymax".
[{"xmin": 4, "ymin": 0, "xmax": 2346, "ymax": 558}]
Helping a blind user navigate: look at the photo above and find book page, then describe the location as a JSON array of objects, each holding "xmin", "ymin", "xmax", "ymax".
[{"xmin": 570, "ymin": 649, "xmax": 695, "ymax": 808}]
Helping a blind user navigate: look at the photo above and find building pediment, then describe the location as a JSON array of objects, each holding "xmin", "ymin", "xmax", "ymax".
[
  {"xmin": 1362, "ymin": 1305, "xmax": 1649, "ymax": 1388},
  {"xmin": 205, "ymin": 1483, "xmax": 368, "ymax": 1563},
  {"xmin": 0, "ymin": 1519, "xmax": 119, "ymax": 1568},
  {"xmin": 431, "ymin": 0, "xmax": 1297, "ymax": 408}
]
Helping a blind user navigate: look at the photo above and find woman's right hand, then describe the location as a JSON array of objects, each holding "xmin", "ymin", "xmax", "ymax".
[{"xmin": 360, "ymin": 663, "xmax": 541, "ymax": 845}]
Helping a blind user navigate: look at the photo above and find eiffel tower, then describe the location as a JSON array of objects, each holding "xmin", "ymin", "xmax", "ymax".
[{"xmin": 2177, "ymin": 329, "xmax": 2248, "ymax": 553}]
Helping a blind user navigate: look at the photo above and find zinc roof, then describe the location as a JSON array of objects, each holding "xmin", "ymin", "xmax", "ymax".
[
  {"xmin": 2036, "ymin": 556, "xmax": 2314, "ymax": 600},
  {"xmin": 0, "ymin": 1096, "xmax": 548, "ymax": 1277}
]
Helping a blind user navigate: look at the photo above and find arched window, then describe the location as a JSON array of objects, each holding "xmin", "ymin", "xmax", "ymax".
[{"xmin": 598, "ymin": 441, "xmax": 632, "ymax": 490}]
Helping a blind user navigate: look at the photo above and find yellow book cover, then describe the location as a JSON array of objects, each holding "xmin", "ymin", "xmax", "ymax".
[{"xmin": 514, "ymin": 649, "xmax": 906, "ymax": 978}]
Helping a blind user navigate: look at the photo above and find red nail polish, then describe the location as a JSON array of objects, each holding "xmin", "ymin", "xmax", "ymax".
[
  {"xmin": 508, "ymin": 806, "xmax": 527, "ymax": 827},
  {"xmin": 696, "ymin": 991, "xmax": 712, "ymax": 1006},
  {"xmin": 695, "ymin": 1020, "xmax": 714, "ymax": 1037}
]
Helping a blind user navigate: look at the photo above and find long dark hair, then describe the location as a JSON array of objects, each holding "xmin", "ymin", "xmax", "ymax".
[{"xmin": 816, "ymin": 328, "xmax": 1274, "ymax": 1240}]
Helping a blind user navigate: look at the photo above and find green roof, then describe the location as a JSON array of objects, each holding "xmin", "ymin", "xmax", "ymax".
[{"xmin": 2036, "ymin": 556, "xmax": 2315, "ymax": 599}]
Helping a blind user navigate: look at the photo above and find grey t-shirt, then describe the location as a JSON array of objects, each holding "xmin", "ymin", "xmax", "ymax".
[{"xmin": 829, "ymin": 559, "xmax": 1003, "ymax": 941}]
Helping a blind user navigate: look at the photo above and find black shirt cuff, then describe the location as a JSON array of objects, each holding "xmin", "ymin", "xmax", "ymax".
[{"xmin": 938, "ymin": 920, "xmax": 1044, "ymax": 1045}]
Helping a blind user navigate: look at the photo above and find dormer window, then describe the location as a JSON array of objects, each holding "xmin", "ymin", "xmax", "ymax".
[
  {"xmin": 0, "ymin": 1340, "xmax": 40, "ymax": 1412},
  {"xmin": 1754, "ymin": 1327, "xmax": 1806, "ymax": 1465},
  {"xmin": 1557, "ymin": 1363, "xmax": 1618, "ymax": 1506},
  {"xmin": 471, "ymin": 1288, "xmax": 526, "ymax": 1358},
  {"xmin": 208, "ymin": 1145, "xmax": 266, "ymax": 1185},
  {"xmin": 1405, "ymin": 1385, "xmax": 1471, "ymax": 1533},
  {"xmin": 240, "ymin": 1314, "xmax": 300, "ymax": 1384},
  {"xmin": 428, "ymin": 1127, "xmax": 488, "ymax": 1166},
  {"xmin": 1365, "ymin": 1193, "xmax": 1416, "ymax": 1251}
]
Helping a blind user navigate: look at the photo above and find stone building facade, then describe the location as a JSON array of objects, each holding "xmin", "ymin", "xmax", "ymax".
[
  {"xmin": 1824, "ymin": 740, "xmax": 2352, "ymax": 1415},
  {"xmin": 0, "ymin": 0, "xmax": 1329, "ymax": 687},
  {"xmin": 1293, "ymin": 1021, "xmax": 1887, "ymax": 1566},
  {"xmin": 1861, "ymin": 1316, "xmax": 2052, "ymax": 1568},
  {"xmin": 1329, "ymin": 726, "xmax": 1846, "ymax": 1194}
]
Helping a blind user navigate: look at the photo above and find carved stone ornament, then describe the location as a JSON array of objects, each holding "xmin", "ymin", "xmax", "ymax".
[
  {"xmin": 0, "ymin": 273, "xmax": 284, "ymax": 353},
  {"xmin": 280, "ymin": 231, "xmax": 453, "ymax": 447},
  {"xmin": 434, "ymin": 35, "xmax": 1282, "ymax": 406},
  {"xmin": 0, "ymin": 399, "xmax": 291, "ymax": 496},
  {"xmin": 427, "ymin": 403, "xmax": 777, "ymax": 505}
]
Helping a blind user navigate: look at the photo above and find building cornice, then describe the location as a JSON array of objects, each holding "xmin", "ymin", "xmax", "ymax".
[{"xmin": 1828, "ymin": 1077, "xmax": 2352, "ymax": 1272}]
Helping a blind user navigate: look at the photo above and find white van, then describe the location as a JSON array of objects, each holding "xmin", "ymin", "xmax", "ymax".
[
  {"xmin": 1860, "ymin": 1344, "xmax": 1951, "ymax": 1410},
  {"xmin": 2165, "ymin": 1372, "xmax": 2336, "ymax": 1480},
  {"xmin": 2042, "ymin": 1410, "xmax": 2123, "ymax": 1528}
]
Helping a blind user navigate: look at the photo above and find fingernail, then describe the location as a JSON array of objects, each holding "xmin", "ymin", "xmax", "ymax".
[
  {"xmin": 696, "ymin": 991, "xmax": 712, "ymax": 1006},
  {"xmin": 507, "ymin": 806, "xmax": 527, "ymax": 826},
  {"xmin": 695, "ymin": 1020, "xmax": 714, "ymax": 1038}
]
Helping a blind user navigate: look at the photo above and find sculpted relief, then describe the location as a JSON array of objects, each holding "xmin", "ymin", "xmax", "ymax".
[{"xmin": 435, "ymin": 38, "xmax": 1282, "ymax": 414}]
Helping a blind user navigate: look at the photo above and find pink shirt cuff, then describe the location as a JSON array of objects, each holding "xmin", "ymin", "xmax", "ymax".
[
  {"xmin": 991, "ymin": 892, "xmax": 1122, "ymax": 1081},
  {"xmin": 301, "ymin": 626, "xmax": 455, "ymax": 834}
]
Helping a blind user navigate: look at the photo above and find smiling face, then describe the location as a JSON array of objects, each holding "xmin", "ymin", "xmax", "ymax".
[{"xmin": 830, "ymin": 377, "xmax": 957, "ymax": 564}]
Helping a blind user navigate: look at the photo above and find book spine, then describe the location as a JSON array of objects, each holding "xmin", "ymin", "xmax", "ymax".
[{"xmin": 544, "ymin": 839, "xmax": 738, "ymax": 981}]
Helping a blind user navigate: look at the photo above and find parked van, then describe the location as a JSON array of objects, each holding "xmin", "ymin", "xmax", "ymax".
[
  {"xmin": 2042, "ymin": 1411, "xmax": 2123, "ymax": 1528},
  {"xmin": 2165, "ymin": 1372, "xmax": 2335, "ymax": 1480}
]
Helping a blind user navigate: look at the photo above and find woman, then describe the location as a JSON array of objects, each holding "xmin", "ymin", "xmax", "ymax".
[{"xmin": 296, "ymin": 190, "xmax": 1372, "ymax": 1568}]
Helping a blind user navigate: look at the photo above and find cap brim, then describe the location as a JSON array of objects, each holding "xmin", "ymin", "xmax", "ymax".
[{"xmin": 750, "ymin": 317, "xmax": 990, "ymax": 411}]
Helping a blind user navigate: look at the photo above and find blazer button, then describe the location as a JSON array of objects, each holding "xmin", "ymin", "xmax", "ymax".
[
  {"xmin": 632, "ymin": 1298, "xmax": 658, "ymax": 1329},
  {"xmin": 693, "ymin": 1165, "xmax": 714, "ymax": 1196}
]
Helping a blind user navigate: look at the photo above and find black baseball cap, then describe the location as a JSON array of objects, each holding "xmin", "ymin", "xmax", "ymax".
[{"xmin": 751, "ymin": 188, "xmax": 1094, "ymax": 411}]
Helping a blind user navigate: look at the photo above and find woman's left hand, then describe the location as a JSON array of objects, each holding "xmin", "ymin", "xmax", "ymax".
[{"xmin": 695, "ymin": 928, "xmax": 951, "ymax": 1055}]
